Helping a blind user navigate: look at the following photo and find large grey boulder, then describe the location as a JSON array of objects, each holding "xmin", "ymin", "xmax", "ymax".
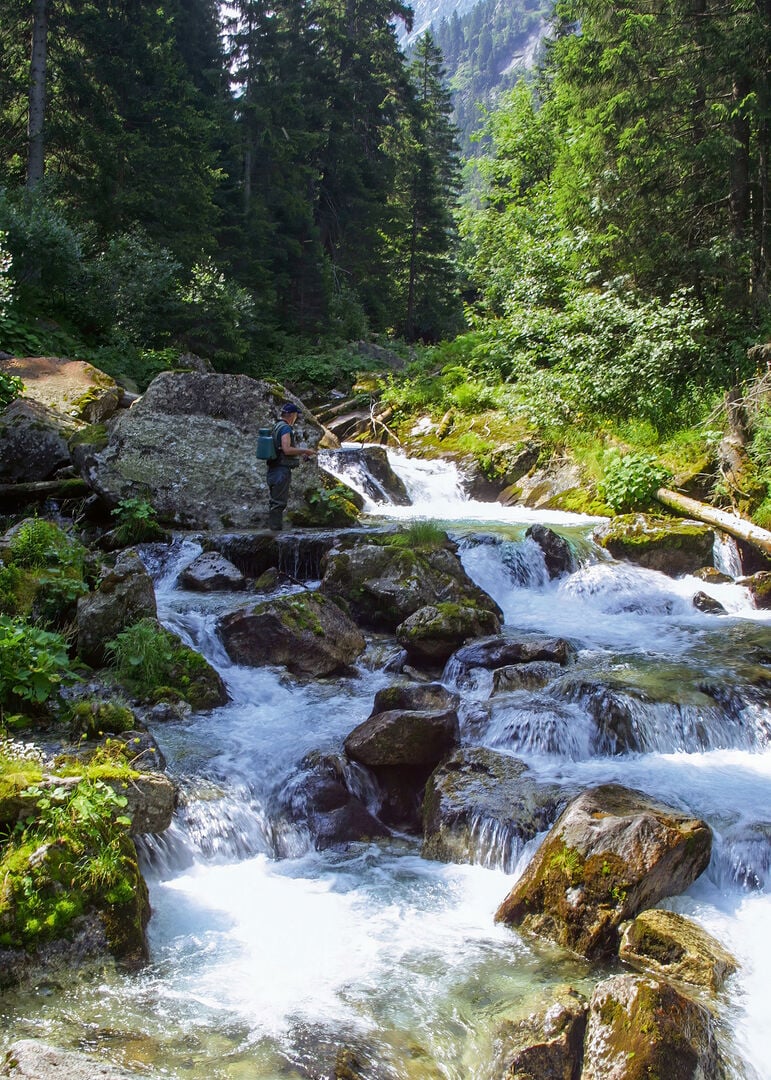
[
  {"xmin": 581, "ymin": 974, "xmax": 727, "ymax": 1080},
  {"xmin": 593, "ymin": 514, "xmax": 715, "ymax": 576},
  {"xmin": 491, "ymin": 987, "xmax": 588, "ymax": 1080},
  {"xmin": 0, "ymin": 398, "xmax": 80, "ymax": 482},
  {"xmin": 495, "ymin": 784, "xmax": 712, "ymax": 959},
  {"xmin": 320, "ymin": 540, "xmax": 500, "ymax": 631},
  {"xmin": 422, "ymin": 748, "xmax": 566, "ymax": 872},
  {"xmin": 79, "ymin": 371, "xmax": 340, "ymax": 529},
  {"xmin": 76, "ymin": 549, "xmax": 157, "ymax": 666},
  {"xmin": 619, "ymin": 908, "xmax": 738, "ymax": 992},
  {"xmin": 219, "ymin": 590, "xmax": 365, "ymax": 676}
]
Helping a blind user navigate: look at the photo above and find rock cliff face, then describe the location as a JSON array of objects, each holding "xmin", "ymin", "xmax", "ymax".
[{"xmin": 79, "ymin": 371, "xmax": 335, "ymax": 529}]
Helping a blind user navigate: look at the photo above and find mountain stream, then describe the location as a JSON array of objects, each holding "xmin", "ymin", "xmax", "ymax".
[{"xmin": 2, "ymin": 450, "xmax": 770, "ymax": 1079}]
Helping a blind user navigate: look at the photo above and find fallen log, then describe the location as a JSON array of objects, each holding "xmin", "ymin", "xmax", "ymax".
[
  {"xmin": 655, "ymin": 487, "xmax": 771, "ymax": 558},
  {"xmin": 0, "ymin": 478, "xmax": 89, "ymax": 501}
]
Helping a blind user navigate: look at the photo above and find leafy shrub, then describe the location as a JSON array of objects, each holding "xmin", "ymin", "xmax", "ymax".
[
  {"xmin": 176, "ymin": 258, "xmax": 257, "ymax": 369},
  {"xmin": 0, "ymin": 230, "xmax": 12, "ymax": 317},
  {"xmin": 600, "ymin": 452, "xmax": 670, "ymax": 512},
  {"xmin": 0, "ymin": 616, "xmax": 76, "ymax": 713},
  {"xmin": 9, "ymin": 519, "xmax": 84, "ymax": 573},
  {"xmin": 0, "ymin": 186, "xmax": 83, "ymax": 304},
  {"xmin": 110, "ymin": 498, "xmax": 167, "ymax": 545}
]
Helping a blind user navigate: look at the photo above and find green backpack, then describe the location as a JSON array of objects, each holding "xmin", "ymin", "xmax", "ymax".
[{"xmin": 256, "ymin": 424, "xmax": 281, "ymax": 461}]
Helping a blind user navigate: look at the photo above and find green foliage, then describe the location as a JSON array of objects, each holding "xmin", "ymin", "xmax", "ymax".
[
  {"xmin": 9, "ymin": 519, "xmax": 80, "ymax": 571},
  {"xmin": 70, "ymin": 699, "xmax": 136, "ymax": 741},
  {"xmin": 110, "ymin": 498, "xmax": 166, "ymax": 546},
  {"xmin": 176, "ymin": 258, "xmax": 258, "ymax": 369},
  {"xmin": 106, "ymin": 617, "xmax": 222, "ymax": 708},
  {"xmin": 600, "ymin": 452, "xmax": 670, "ymax": 512},
  {"xmin": 0, "ymin": 617, "xmax": 76, "ymax": 713},
  {"xmin": 0, "ymin": 772, "xmax": 137, "ymax": 948},
  {"xmin": 385, "ymin": 521, "xmax": 448, "ymax": 551},
  {"xmin": 301, "ymin": 486, "xmax": 361, "ymax": 527},
  {"xmin": 106, "ymin": 619, "xmax": 174, "ymax": 693}
]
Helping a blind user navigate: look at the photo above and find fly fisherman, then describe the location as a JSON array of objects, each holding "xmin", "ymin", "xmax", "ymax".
[{"xmin": 266, "ymin": 402, "xmax": 317, "ymax": 531}]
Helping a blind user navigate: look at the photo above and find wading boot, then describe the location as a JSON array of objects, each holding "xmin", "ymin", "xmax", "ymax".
[{"xmin": 268, "ymin": 510, "xmax": 283, "ymax": 531}]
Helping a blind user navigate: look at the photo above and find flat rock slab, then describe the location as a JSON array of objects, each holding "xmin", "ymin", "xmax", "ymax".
[
  {"xmin": 1, "ymin": 1040, "xmax": 149, "ymax": 1079},
  {"xmin": 0, "ymin": 356, "xmax": 121, "ymax": 422}
]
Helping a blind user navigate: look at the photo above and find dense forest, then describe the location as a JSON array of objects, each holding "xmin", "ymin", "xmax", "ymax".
[{"xmin": 1, "ymin": 0, "xmax": 771, "ymax": 519}]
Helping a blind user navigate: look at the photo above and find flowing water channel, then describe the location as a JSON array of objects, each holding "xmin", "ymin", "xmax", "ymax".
[{"xmin": 2, "ymin": 451, "xmax": 771, "ymax": 1079}]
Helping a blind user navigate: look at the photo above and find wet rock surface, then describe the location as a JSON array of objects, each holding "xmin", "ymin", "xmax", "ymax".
[
  {"xmin": 495, "ymin": 784, "xmax": 712, "ymax": 958},
  {"xmin": 219, "ymin": 590, "xmax": 366, "ymax": 676},
  {"xmin": 593, "ymin": 513, "xmax": 715, "ymax": 576},
  {"xmin": 422, "ymin": 747, "xmax": 567, "ymax": 871},
  {"xmin": 581, "ymin": 973, "xmax": 727, "ymax": 1080},
  {"xmin": 491, "ymin": 987, "xmax": 588, "ymax": 1080},
  {"xmin": 619, "ymin": 908, "xmax": 738, "ymax": 991}
]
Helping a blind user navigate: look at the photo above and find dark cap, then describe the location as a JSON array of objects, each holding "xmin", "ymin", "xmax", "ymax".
[{"xmin": 281, "ymin": 402, "xmax": 301, "ymax": 415}]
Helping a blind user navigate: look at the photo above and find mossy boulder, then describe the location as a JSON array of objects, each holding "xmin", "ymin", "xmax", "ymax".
[
  {"xmin": 370, "ymin": 682, "xmax": 459, "ymax": 715},
  {"xmin": 490, "ymin": 987, "xmax": 588, "ymax": 1080},
  {"xmin": 593, "ymin": 514, "xmax": 715, "ymax": 576},
  {"xmin": 525, "ymin": 524, "xmax": 576, "ymax": 579},
  {"xmin": 619, "ymin": 908, "xmax": 738, "ymax": 992},
  {"xmin": 0, "ymin": 356, "xmax": 121, "ymax": 423},
  {"xmin": 320, "ymin": 542, "xmax": 501, "ymax": 631},
  {"xmin": 219, "ymin": 590, "xmax": 365, "ymax": 676},
  {"xmin": 0, "ymin": 398, "xmax": 80, "ymax": 483},
  {"xmin": 76, "ymin": 549, "xmax": 157, "ymax": 666},
  {"xmin": 740, "ymin": 570, "xmax": 771, "ymax": 609},
  {"xmin": 422, "ymin": 748, "xmax": 566, "ymax": 871},
  {"xmin": 395, "ymin": 601, "xmax": 502, "ymax": 665},
  {"xmin": 495, "ymin": 784, "xmax": 712, "ymax": 959},
  {"xmin": 581, "ymin": 974, "xmax": 727, "ymax": 1080}
]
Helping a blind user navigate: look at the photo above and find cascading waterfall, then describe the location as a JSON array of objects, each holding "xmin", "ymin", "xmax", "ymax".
[{"xmin": 3, "ymin": 448, "xmax": 770, "ymax": 1079}]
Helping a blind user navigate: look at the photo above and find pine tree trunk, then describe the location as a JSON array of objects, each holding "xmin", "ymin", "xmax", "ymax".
[{"xmin": 27, "ymin": 0, "xmax": 48, "ymax": 189}]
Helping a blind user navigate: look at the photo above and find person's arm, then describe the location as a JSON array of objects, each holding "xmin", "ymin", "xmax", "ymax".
[{"xmin": 280, "ymin": 431, "xmax": 316, "ymax": 460}]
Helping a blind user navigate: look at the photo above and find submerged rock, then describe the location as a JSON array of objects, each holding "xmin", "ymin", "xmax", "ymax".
[
  {"xmin": 219, "ymin": 590, "xmax": 365, "ymax": 676},
  {"xmin": 277, "ymin": 752, "xmax": 389, "ymax": 850},
  {"xmin": 619, "ymin": 908, "xmax": 738, "ymax": 991},
  {"xmin": 491, "ymin": 986, "xmax": 588, "ymax": 1080},
  {"xmin": 593, "ymin": 514, "xmax": 715, "ymax": 576},
  {"xmin": 581, "ymin": 974, "xmax": 727, "ymax": 1080},
  {"xmin": 422, "ymin": 748, "xmax": 566, "ymax": 871},
  {"xmin": 495, "ymin": 784, "xmax": 712, "ymax": 958}
]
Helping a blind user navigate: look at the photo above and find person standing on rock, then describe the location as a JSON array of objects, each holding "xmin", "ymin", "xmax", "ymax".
[{"xmin": 266, "ymin": 402, "xmax": 316, "ymax": 531}]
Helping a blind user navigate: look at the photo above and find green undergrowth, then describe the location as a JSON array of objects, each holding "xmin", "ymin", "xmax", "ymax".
[
  {"xmin": 381, "ymin": 521, "xmax": 450, "ymax": 551},
  {"xmin": 105, "ymin": 617, "xmax": 224, "ymax": 709},
  {"xmin": 0, "ymin": 741, "xmax": 146, "ymax": 956},
  {"xmin": 0, "ymin": 518, "xmax": 92, "ymax": 630}
]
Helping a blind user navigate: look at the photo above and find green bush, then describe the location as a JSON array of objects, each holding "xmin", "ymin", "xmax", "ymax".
[
  {"xmin": 110, "ymin": 498, "xmax": 167, "ymax": 545},
  {"xmin": 600, "ymin": 452, "xmax": 670, "ymax": 512},
  {"xmin": 0, "ymin": 616, "xmax": 77, "ymax": 714},
  {"xmin": 106, "ymin": 617, "xmax": 223, "ymax": 708}
]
